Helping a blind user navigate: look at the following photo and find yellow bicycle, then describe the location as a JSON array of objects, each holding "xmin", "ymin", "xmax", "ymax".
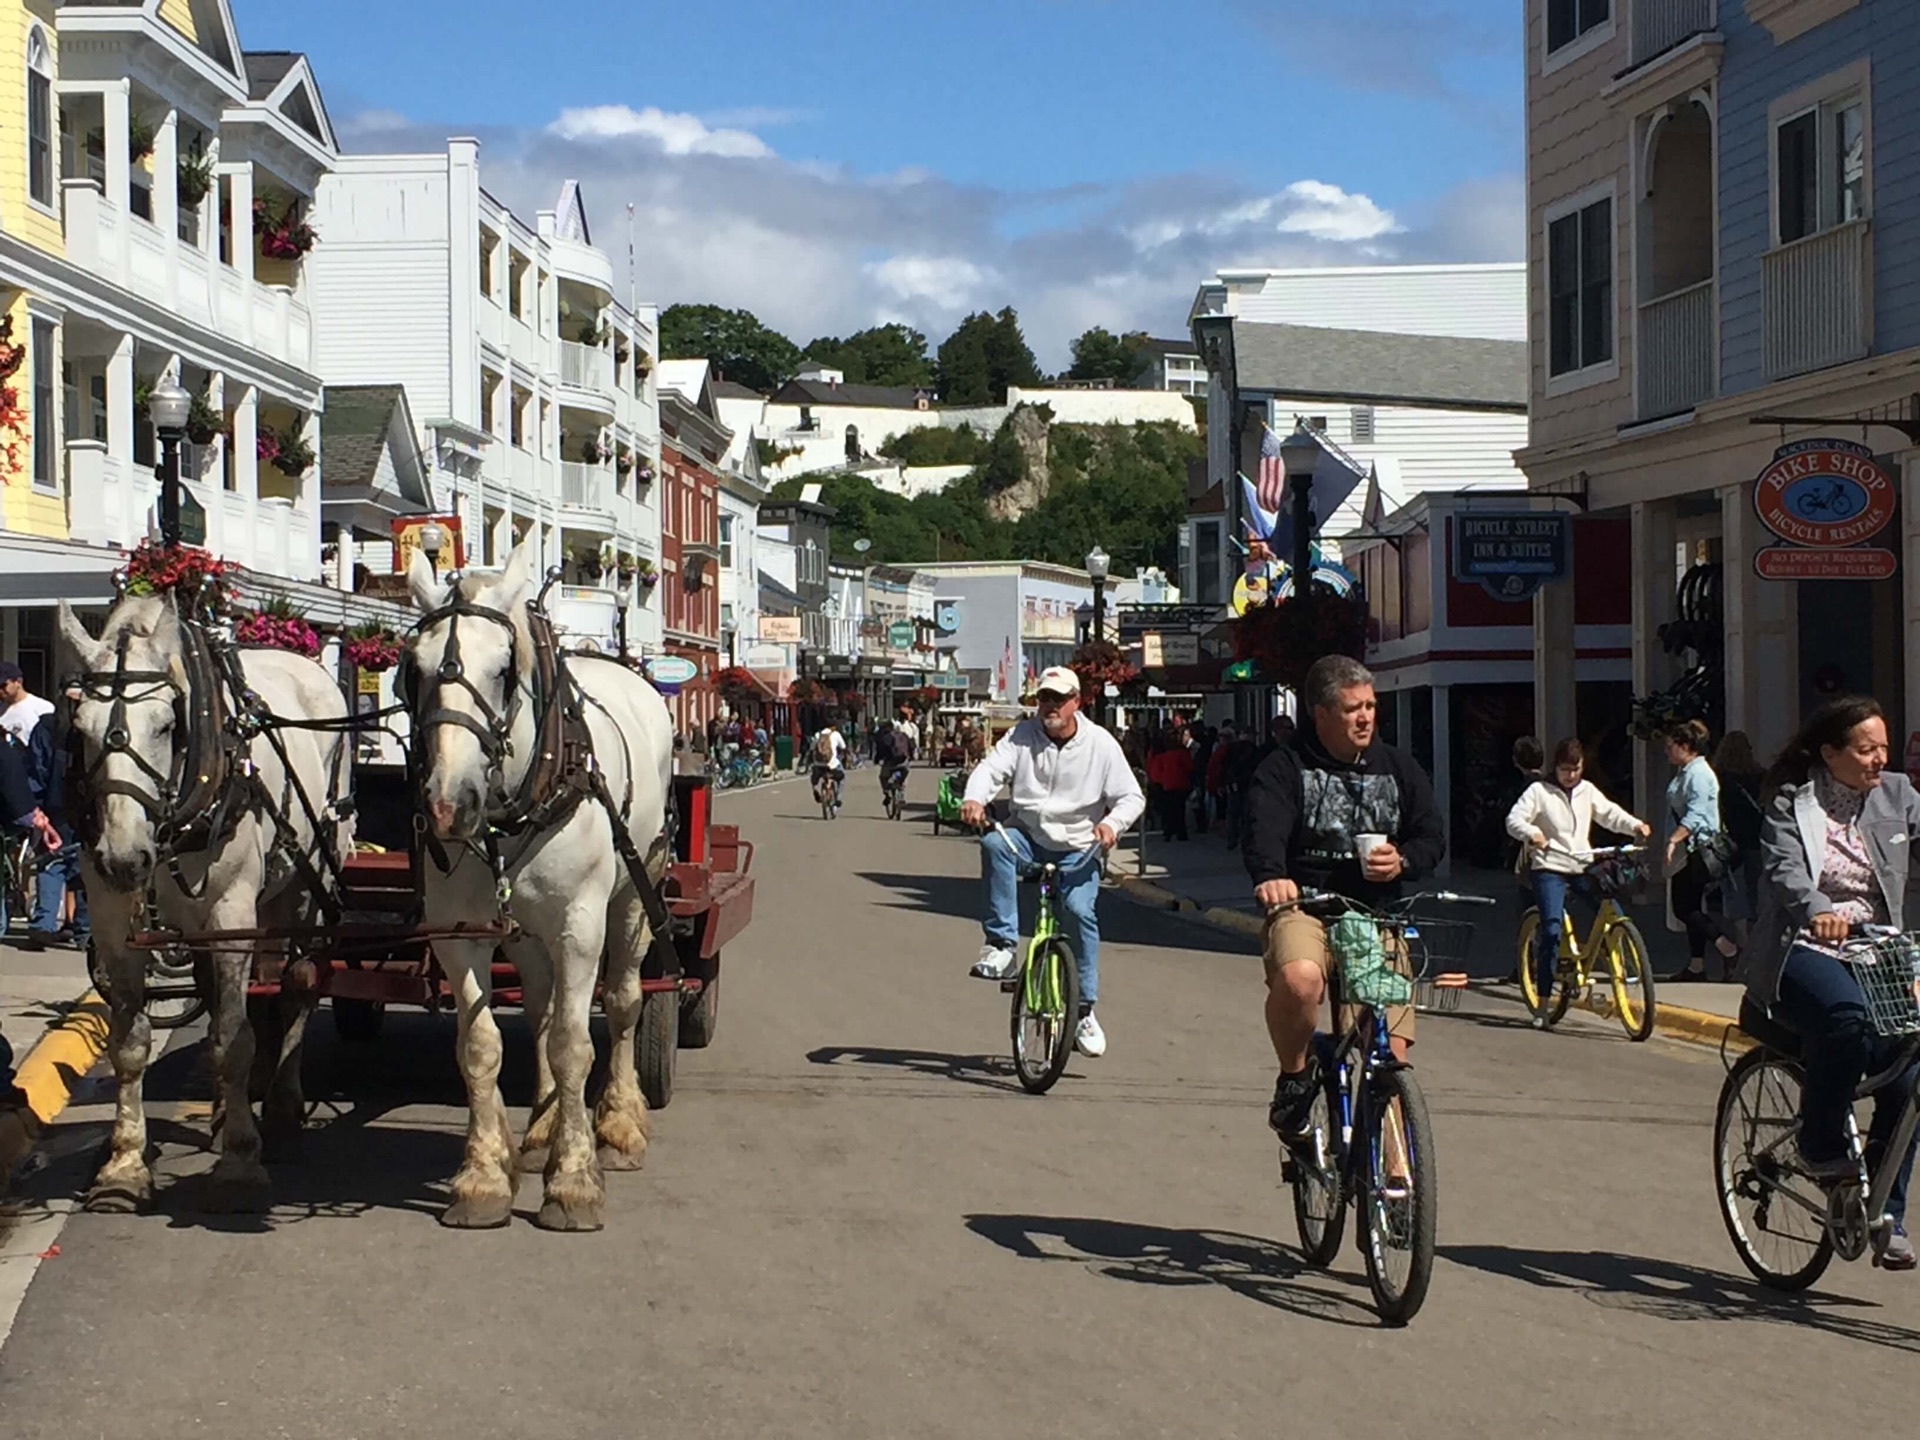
[{"xmin": 1516, "ymin": 844, "xmax": 1658, "ymax": 1041}]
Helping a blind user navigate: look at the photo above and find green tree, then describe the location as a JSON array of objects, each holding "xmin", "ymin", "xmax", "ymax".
[
  {"xmin": 659, "ymin": 304, "xmax": 802, "ymax": 394},
  {"xmin": 877, "ymin": 425, "xmax": 992, "ymax": 466},
  {"xmin": 935, "ymin": 307, "xmax": 1040, "ymax": 405},
  {"xmin": 802, "ymin": 324, "xmax": 934, "ymax": 388},
  {"xmin": 1067, "ymin": 326, "xmax": 1152, "ymax": 385}
]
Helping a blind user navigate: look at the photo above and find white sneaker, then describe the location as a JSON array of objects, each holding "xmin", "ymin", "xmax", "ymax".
[
  {"xmin": 1075, "ymin": 1012, "xmax": 1107, "ymax": 1058},
  {"xmin": 971, "ymin": 944, "xmax": 1019, "ymax": 980}
]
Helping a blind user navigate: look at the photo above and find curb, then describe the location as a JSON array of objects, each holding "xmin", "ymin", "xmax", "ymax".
[
  {"xmin": 1570, "ymin": 987, "xmax": 1750, "ymax": 1052},
  {"xmin": 11, "ymin": 988, "xmax": 112, "ymax": 1125},
  {"xmin": 1113, "ymin": 875, "xmax": 1265, "ymax": 938}
]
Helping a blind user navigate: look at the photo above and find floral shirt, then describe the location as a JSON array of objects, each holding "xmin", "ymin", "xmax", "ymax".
[{"xmin": 1806, "ymin": 768, "xmax": 1887, "ymax": 951}]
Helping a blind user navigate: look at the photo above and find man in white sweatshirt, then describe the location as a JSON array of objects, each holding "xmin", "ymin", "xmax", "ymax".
[{"xmin": 960, "ymin": 667, "xmax": 1145, "ymax": 1057}]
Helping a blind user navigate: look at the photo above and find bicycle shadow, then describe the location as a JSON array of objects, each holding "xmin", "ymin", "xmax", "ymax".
[
  {"xmin": 1440, "ymin": 1244, "xmax": 1920, "ymax": 1353},
  {"xmin": 964, "ymin": 1213, "xmax": 1377, "ymax": 1326},
  {"xmin": 806, "ymin": 1044, "xmax": 1023, "ymax": 1094}
]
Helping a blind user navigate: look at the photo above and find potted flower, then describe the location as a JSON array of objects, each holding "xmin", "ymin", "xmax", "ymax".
[
  {"xmin": 616, "ymin": 554, "xmax": 637, "ymax": 582},
  {"xmin": 1070, "ymin": 639, "xmax": 1140, "ymax": 699},
  {"xmin": 264, "ymin": 424, "xmax": 314, "ymax": 478},
  {"xmin": 343, "ymin": 622, "xmax": 403, "ymax": 673},
  {"xmin": 128, "ymin": 114, "xmax": 157, "ymax": 165},
  {"xmin": 577, "ymin": 318, "xmax": 610, "ymax": 348},
  {"xmin": 177, "ymin": 141, "xmax": 214, "ymax": 210},
  {"xmin": 580, "ymin": 436, "xmax": 609, "ymax": 465},
  {"xmin": 186, "ymin": 391, "xmax": 222, "ymax": 447},
  {"xmin": 634, "ymin": 352, "xmax": 654, "ymax": 378},
  {"xmin": 236, "ymin": 595, "xmax": 322, "ymax": 657},
  {"xmin": 614, "ymin": 335, "xmax": 631, "ymax": 365},
  {"xmin": 615, "ymin": 449, "xmax": 635, "ymax": 478},
  {"xmin": 1233, "ymin": 591, "xmax": 1369, "ymax": 695},
  {"xmin": 253, "ymin": 197, "xmax": 316, "ymax": 261},
  {"xmin": 635, "ymin": 461, "xmax": 656, "ymax": 486},
  {"xmin": 257, "ymin": 430, "xmax": 282, "ymax": 467},
  {"xmin": 634, "ymin": 557, "xmax": 658, "ymax": 588},
  {"xmin": 123, "ymin": 540, "xmax": 232, "ymax": 609}
]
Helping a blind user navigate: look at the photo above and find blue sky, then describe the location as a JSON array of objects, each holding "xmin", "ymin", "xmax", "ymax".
[{"xmin": 246, "ymin": 0, "xmax": 1525, "ymax": 361}]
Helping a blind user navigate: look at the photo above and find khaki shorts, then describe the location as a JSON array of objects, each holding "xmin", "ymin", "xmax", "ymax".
[{"xmin": 1261, "ymin": 908, "xmax": 1417, "ymax": 1046}]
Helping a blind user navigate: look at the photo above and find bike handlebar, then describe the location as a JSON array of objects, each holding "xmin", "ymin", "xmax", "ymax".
[{"xmin": 1264, "ymin": 886, "xmax": 1496, "ymax": 918}]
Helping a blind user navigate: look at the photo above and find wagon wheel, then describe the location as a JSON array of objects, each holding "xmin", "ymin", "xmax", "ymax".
[
  {"xmin": 680, "ymin": 972, "xmax": 719, "ymax": 1049},
  {"xmin": 638, "ymin": 987, "xmax": 679, "ymax": 1109}
]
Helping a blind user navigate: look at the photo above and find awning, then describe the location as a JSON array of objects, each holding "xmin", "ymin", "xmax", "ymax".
[{"xmin": 0, "ymin": 536, "xmax": 125, "ymax": 607}]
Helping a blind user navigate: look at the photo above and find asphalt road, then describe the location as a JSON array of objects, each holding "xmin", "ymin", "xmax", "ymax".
[{"xmin": 1, "ymin": 768, "xmax": 1917, "ymax": 1438}]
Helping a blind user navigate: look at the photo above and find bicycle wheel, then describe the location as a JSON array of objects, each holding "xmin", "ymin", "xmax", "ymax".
[
  {"xmin": 1607, "ymin": 919, "xmax": 1657, "ymax": 1042},
  {"xmin": 1714, "ymin": 1047, "xmax": 1834, "ymax": 1291},
  {"xmin": 1515, "ymin": 910, "xmax": 1572, "ymax": 1026},
  {"xmin": 1361, "ymin": 1066, "xmax": 1438, "ymax": 1326},
  {"xmin": 144, "ymin": 948, "xmax": 210, "ymax": 1031},
  {"xmin": 820, "ymin": 781, "xmax": 836, "ymax": 820},
  {"xmin": 1288, "ymin": 1079, "xmax": 1346, "ymax": 1267},
  {"xmin": 1009, "ymin": 937, "xmax": 1079, "ymax": 1095}
]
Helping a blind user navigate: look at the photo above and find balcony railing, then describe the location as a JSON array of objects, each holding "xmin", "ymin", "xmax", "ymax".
[
  {"xmin": 1631, "ymin": 0, "xmax": 1715, "ymax": 66},
  {"xmin": 560, "ymin": 341, "xmax": 611, "ymax": 393},
  {"xmin": 1763, "ymin": 220, "xmax": 1870, "ymax": 382},
  {"xmin": 1637, "ymin": 278, "xmax": 1714, "ymax": 418},
  {"xmin": 560, "ymin": 462, "xmax": 608, "ymax": 510}
]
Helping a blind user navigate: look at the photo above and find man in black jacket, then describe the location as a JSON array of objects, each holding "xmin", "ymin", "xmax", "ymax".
[{"xmin": 1244, "ymin": 655, "xmax": 1446, "ymax": 1141}]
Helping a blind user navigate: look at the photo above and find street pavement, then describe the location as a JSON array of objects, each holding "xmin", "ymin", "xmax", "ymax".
[{"xmin": 0, "ymin": 767, "xmax": 1915, "ymax": 1438}]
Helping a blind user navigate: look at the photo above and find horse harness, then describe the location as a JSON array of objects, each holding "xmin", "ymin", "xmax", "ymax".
[
  {"xmin": 71, "ymin": 614, "xmax": 348, "ymax": 917},
  {"xmin": 404, "ymin": 588, "xmax": 680, "ymax": 945}
]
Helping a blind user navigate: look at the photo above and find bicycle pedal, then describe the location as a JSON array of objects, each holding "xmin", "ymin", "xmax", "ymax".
[{"xmin": 998, "ymin": 980, "xmax": 1019, "ymax": 994}]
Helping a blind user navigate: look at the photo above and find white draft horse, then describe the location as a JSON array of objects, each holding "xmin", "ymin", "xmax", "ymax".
[
  {"xmin": 406, "ymin": 543, "xmax": 675, "ymax": 1230},
  {"xmin": 58, "ymin": 596, "xmax": 349, "ymax": 1212}
]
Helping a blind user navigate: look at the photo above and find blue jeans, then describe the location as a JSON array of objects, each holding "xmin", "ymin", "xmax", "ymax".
[
  {"xmin": 1775, "ymin": 944, "xmax": 1919, "ymax": 1224},
  {"xmin": 31, "ymin": 819, "xmax": 86, "ymax": 938},
  {"xmin": 981, "ymin": 827, "xmax": 1102, "ymax": 1007},
  {"xmin": 1530, "ymin": 868, "xmax": 1597, "ymax": 995}
]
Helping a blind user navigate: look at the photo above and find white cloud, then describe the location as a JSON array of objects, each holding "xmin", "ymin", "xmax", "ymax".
[
  {"xmin": 353, "ymin": 107, "xmax": 1521, "ymax": 367},
  {"xmin": 548, "ymin": 105, "xmax": 772, "ymax": 159}
]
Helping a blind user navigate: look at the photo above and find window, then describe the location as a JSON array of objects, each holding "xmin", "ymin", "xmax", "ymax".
[
  {"xmin": 719, "ymin": 513, "xmax": 734, "ymax": 567},
  {"xmin": 1351, "ymin": 405, "xmax": 1376, "ymax": 444},
  {"xmin": 1548, "ymin": 194, "xmax": 1613, "ymax": 376},
  {"xmin": 27, "ymin": 27, "xmax": 53, "ymax": 207},
  {"xmin": 1547, "ymin": 0, "xmax": 1609, "ymax": 53},
  {"xmin": 1777, "ymin": 92, "xmax": 1866, "ymax": 244},
  {"xmin": 31, "ymin": 319, "xmax": 56, "ymax": 488},
  {"xmin": 1192, "ymin": 518, "xmax": 1222, "ymax": 606}
]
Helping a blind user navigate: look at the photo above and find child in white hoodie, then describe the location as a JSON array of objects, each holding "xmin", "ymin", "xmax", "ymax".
[{"xmin": 1506, "ymin": 737, "xmax": 1652, "ymax": 1004}]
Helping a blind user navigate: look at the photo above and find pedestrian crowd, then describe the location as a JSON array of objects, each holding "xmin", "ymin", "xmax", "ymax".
[
  {"xmin": 1123, "ymin": 714, "xmax": 1296, "ymax": 850},
  {"xmin": 1, "ymin": 661, "xmax": 87, "ymax": 950}
]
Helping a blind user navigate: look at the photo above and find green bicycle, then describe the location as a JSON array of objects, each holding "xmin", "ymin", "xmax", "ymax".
[{"xmin": 991, "ymin": 823, "xmax": 1089, "ymax": 1094}]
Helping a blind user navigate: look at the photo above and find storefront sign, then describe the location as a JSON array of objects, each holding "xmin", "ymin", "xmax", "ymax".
[
  {"xmin": 1752, "ymin": 439, "xmax": 1898, "ymax": 581},
  {"xmin": 935, "ymin": 601, "xmax": 961, "ymax": 635},
  {"xmin": 392, "ymin": 515, "xmax": 466, "ymax": 575},
  {"xmin": 888, "ymin": 621, "xmax": 915, "ymax": 650},
  {"xmin": 759, "ymin": 615, "xmax": 803, "ymax": 642},
  {"xmin": 1142, "ymin": 633, "xmax": 1200, "ymax": 667},
  {"xmin": 742, "ymin": 643, "xmax": 789, "ymax": 671},
  {"xmin": 649, "ymin": 656, "xmax": 700, "ymax": 686},
  {"xmin": 1452, "ymin": 512, "xmax": 1569, "ymax": 601}
]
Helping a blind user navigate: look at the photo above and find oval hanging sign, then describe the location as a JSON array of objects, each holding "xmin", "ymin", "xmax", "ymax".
[
  {"xmin": 1753, "ymin": 438, "xmax": 1897, "ymax": 550},
  {"xmin": 649, "ymin": 657, "xmax": 700, "ymax": 686}
]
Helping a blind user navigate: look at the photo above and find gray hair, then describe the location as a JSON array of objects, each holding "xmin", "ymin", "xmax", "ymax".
[{"xmin": 1304, "ymin": 655, "xmax": 1375, "ymax": 713}]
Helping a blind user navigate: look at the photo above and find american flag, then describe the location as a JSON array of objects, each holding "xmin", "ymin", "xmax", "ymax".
[{"xmin": 1256, "ymin": 424, "xmax": 1287, "ymax": 514}]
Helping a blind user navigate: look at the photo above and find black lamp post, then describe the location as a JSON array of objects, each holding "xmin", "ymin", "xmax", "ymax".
[
  {"xmin": 1085, "ymin": 543, "xmax": 1110, "ymax": 723},
  {"xmin": 148, "ymin": 378, "xmax": 192, "ymax": 548}
]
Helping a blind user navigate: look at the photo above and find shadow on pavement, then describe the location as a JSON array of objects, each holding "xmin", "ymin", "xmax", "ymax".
[
  {"xmin": 1440, "ymin": 1244, "xmax": 1920, "ymax": 1352},
  {"xmin": 807, "ymin": 1044, "xmax": 1020, "ymax": 1094},
  {"xmin": 964, "ymin": 1213, "xmax": 1376, "ymax": 1325}
]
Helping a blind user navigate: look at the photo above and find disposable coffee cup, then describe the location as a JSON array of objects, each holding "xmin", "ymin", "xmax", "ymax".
[{"xmin": 1354, "ymin": 833, "xmax": 1388, "ymax": 864}]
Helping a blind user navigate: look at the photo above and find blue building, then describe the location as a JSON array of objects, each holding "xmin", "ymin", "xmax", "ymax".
[{"xmin": 1520, "ymin": 0, "xmax": 1920, "ymax": 823}]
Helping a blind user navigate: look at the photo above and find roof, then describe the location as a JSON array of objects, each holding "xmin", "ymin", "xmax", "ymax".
[
  {"xmin": 1142, "ymin": 336, "xmax": 1200, "ymax": 359},
  {"xmin": 758, "ymin": 570, "xmax": 808, "ymax": 609},
  {"xmin": 769, "ymin": 378, "xmax": 929, "ymax": 410},
  {"xmin": 712, "ymin": 379, "xmax": 765, "ymax": 400},
  {"xmin": 1229, "ymin": 321, "xmax": 1527, "ymax": 413},
  {"xmin": 656, "ymin": 359, "xmax": 710, "ymax": 402},
  {"xmin": 243, "ymin": 51, "xmax": 298, "ymax": 101},
  {"xmin": 320, "ymin": 385, "xmax": 428, "ymax": 503}
]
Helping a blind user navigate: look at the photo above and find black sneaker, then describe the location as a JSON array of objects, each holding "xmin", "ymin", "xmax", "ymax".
[{"xmin": 1268, "ymin": 1066, "xmax": 1320, "ymax": 1142}]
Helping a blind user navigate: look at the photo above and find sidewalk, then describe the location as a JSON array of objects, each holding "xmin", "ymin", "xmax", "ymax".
[{"xmin": 0, "ymin": 933, "xmax": 106, "ymax": 1185}]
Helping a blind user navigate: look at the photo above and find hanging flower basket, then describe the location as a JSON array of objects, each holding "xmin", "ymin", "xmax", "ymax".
[
  {"xmin": 713, "ymin": 666, "xmax": 760, "ymax": 708},
  {"xmin": 635, "ymin": 462, "xmax": 656, "ymax": 485},
  {"xmin": 635, "ymin": 352, "xmax": 654, "ymax": 378},
  {"xmin": 123, "ymin": 540, "xmax": 231, "ymax": 608},
  {"xmin": 635, "ymin": 557, "xmax": 659, "ymax": 588},
  {"xmin": 1233, "ymin": 591, "xmax": 1369, "ymax": 694},
  {"xmin": 253, "ymin": 198, "xmax": 316, "ymax": 261},
  {"xmin": 1071, "ymin": 639, "xmax": 1140, "ymax": 698},
  {"xmin": 265, "ymin": 424, "xmax": 314, "ymax": 478},
  {"xmin": 614, "ymin": 337, "xmax": 632, "ymax": 364},
  {"xmin": 789, "ymin": 678, "xmax": 826, "ymax": 705},
  {"xmin": 616, "ymin": 451, "xmax": 635, "ymax": 477},
  {"xmin": 344, "ymin": 623, "xmax": 403, "ymax": 673},
  {"xmin": 177, "ymin": 144, "xmax": 215, "ymax": 210},
  {"xmin": 236, "ymin": 596, "xmax": 322, "ymax": 658},
  {"xmin": 580, "ymin": 437, "xmax": 609, "ymax": 465},
  {"xmin": 186, "ymin": 391, "xmax": 222, "ymax": 447}
]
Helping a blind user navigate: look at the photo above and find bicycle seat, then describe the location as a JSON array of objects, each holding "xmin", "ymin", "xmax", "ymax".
[{"xmin": 1737, "ymin": 995, "xmax": 1802, "ymax": 1059}]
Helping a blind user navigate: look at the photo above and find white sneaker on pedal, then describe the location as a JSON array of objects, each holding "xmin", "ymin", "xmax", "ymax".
[
  {"xmin": 1075, "ymin": 1011, "xmax": 1106, "ymax": 1058},
  {"xmin": 971, "ymin": 944, "xmax": 1019, "ymax": 980}
]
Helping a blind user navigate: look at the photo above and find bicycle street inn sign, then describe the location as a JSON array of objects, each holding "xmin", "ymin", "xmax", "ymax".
[
  {"xmin": 1451, "ymin": 512, "xmax": 1570, "ymax": 601},
  {"xmin": 1752, "ymin": 438, "xmax": 1899, "ymax": 581}
]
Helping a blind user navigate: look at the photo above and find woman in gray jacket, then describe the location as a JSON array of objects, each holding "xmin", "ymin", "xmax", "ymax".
[{"xmin": 1747, "ymin": 696, "xmax": 1920, "ymax": 1271}]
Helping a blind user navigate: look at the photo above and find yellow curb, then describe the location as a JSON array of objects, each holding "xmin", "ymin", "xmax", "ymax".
[
  {"xmin": 1573, "ymin": 989, "xmax": 1752, "ymax": 1052},
  {"xmin": 1200, "ymin": 906, "xmax": 1265, "ymax": 939},
  {"xmin": 1115, "ymin": 875, "xmax": 1187, "ymax": 911},
  {"xmin": 13, "ymin": 988, "xmax": 113, "ymax": 1125}
]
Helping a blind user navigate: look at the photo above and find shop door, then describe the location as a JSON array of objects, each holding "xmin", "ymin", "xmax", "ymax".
[{"xmin": 1797, "ymin": 579, "xmax": 1903, "ymax": 742}]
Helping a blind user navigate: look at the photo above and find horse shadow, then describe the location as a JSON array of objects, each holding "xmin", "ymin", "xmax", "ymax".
[
  {"xmin": 1440, "ymin": 1244, "xmax": 1920, "ymax": 1353},
  {"xmin": 964, "ymin": 1213, "xmax": 1376, "ymax": 1325}
]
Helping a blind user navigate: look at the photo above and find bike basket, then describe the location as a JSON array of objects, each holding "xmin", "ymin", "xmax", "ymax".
[
  {"xmin": 1589, "ymin": 855, "xmax": 1649, "ymax": 899},
  {"xmin": 1401, "ymin": 916, "xmax": 1474, "ymax": 977},
  {"xmin": 1330, "ymin": 914, "xmax": 1411, "ymax": 1009},
  {"xmin": 1844, "ymin": 934, "xmax": 1920, "ymax": 1038}
]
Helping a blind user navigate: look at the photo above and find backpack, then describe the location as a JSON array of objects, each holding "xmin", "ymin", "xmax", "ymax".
[{"xmin": 813, "ymin": 731, "xmax": 837, "ymax": 762}]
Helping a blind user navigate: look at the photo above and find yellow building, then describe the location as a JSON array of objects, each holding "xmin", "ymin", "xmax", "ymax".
[{"xmin": 0, "ymin": 0, "xmax": 338, "ymax": 687}]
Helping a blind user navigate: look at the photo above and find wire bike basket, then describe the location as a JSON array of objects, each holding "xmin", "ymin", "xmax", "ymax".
[
  {"xmin": 1843, "ymin": 933, "xmax": 1920, "ymax": 1038},
  {"xmin": 1403, "ymin": 914, "xmax": 1476, "ymax": 1013}
]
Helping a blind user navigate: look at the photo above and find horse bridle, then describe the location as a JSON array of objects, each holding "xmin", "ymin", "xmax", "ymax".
[
  {"xmin": 72, "ymin": 630, "xmax": 198, "ymax": 847},
  {"xmin": 403, "ymin": 590, "xmax": 533, "ymax": 794}
]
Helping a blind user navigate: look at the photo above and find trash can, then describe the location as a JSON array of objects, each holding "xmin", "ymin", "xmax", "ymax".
[{"xmin": 774, "ymin": 734, "xmax": 795, "ymax": 773}]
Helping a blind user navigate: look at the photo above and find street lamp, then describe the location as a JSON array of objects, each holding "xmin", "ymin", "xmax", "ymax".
[
  {"xmin": 148, "ymin": 378, "xmax": 192, "ymax": 548},
  {"xmin": 1085, "ymin": 543, "xmax": 1110, "ymax": 725},
  {"xmin": 420, "ymin": 520, "xmax": 447, "ymax": 571},
  {"xmin": 1278, "ymin": 425, "xmax": 1322, "ymax": 601}
]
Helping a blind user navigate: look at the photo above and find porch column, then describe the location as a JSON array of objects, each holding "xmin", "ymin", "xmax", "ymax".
[
  {"xmin": 1631, "ymin": 499, "xmax": 1678, "ymax": 827},
  {"xmin": 234, "ymin": 385, "xmax": 259, "ymax": 507},
  {"xmin": 1533, "ymin": 562, "xmax": 1577, "ymax": 747},
  {"xmin": 154, "ymin": 107, "xmax": 179, "ymax": 249},
  {"xmin": 1723, "ymin": 479, "xmax": 1797, "ymax": 760},
  {"xmin": 1431, "ymin": 683, "xmax": 1452, "ymax": 880},
  {"xmin": 336, "ymin": 522, "xmax": 354, "ymax": 591},
  {"xmin": 102, "ymin": 82, "xmax": 131, "ymax": 274},
  {"xmin": 228, "ymin": 164, "xmax": 255, "ymax": 286},
  {"xmin": 105, "ymin": 333, "xmax": 135, "ymax": 545}
]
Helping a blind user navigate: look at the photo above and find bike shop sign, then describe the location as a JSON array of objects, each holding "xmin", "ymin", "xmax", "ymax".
[{"xmin": 1753, "ymin": 438, "xmax": 1898, "ymax": 581}]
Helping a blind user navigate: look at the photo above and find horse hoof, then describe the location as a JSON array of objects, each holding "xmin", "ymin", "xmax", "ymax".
[
  {"xmin": 597, "ymin": 1144, "xmax": 646, "ymax": 1173},
  {"xmin": 517, "ymin": 1146, "xmax": 550, "ymax": 1174},
  {"xmin": 84, "ymin": 1181, "xmax": 151, "ymax": 1215},
  {"xmin": 535, "ymin": 1197, "xmax": 604, "ymax": 1232},
  {"xmin": 440, "ymin": 1194, "xmax": 513, "ymax": 1230}
]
